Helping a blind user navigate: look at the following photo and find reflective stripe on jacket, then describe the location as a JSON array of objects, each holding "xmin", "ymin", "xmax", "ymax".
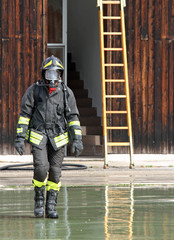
[{"xmin": 16, "ymin": 83, "xmax": 81, "ymax": 150}]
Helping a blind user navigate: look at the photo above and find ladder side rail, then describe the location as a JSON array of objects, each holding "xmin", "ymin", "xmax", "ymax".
[
  {"xmin": 98, "ymin": 3, "xmax": 108, "ymax": 167},
  {"xmin": 120, "ymin": 5, "xmax": 134, "ymax": 167}
]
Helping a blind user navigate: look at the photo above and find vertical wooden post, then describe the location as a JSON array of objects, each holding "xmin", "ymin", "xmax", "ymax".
[
  {"xmin": 98, "ymin": 1, "xmax": 108, "ymax": 167},
  {"xmin": 43, "ymin": 0, "xmax": 46, "ymax": 60}
]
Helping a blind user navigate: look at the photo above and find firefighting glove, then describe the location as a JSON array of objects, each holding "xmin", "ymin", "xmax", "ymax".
[
  {"xmin": 71, "ymin": 140, "xmax": 83, "ymax": 157},
  {"xmin": 14, "ymin": 138, "xmax": 25, "ymax": 155}
]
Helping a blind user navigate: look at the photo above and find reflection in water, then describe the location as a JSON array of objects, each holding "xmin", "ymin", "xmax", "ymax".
[
  {"xmin": 0, "ymin": 187, "xmax": 174, "ymax": 239},
  {"xmin": 63, "ymin": 187, "xmax": 71, "ymax": 240},
  {"xmin": 129, "ymin": 184, "xmax": 134, "ymax": 239},
  {"xmin": 104, "ymin": 185, "xmax": 134, "ymax": 240}
]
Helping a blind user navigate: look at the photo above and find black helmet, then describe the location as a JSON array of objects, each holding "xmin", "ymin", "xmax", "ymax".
[
  {"xmin": 41, "ymin": 55, "xmax": 64, "ymax": 87},
  {"xmin": 41, "ymin": 55, "xmax": 64, "ymax": 71}
]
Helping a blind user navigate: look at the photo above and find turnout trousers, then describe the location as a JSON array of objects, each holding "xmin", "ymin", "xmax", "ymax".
[{"xmin": 32, "ymin": 141, "xmax": 65, "ymax": 184}]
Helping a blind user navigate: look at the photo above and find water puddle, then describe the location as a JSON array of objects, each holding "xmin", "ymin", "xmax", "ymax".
[{"xmin": 0, "ymin": 186, "xmax": 174, "ymax": 239}]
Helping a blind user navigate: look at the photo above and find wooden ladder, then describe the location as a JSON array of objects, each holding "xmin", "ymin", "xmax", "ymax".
[{"xmin": 97, "ymin": 0, "xmax": 134, "ymax": 168}]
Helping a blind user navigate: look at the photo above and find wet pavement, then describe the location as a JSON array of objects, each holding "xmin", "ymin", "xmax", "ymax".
[
  {"xmin": 0, "ymin": 158, "xmax": 174, "ymax": 187},
  {"xmin": 0, "ymin": 156, "xmax": 174, "ymax": 239},
  {"xmin": 0, "ymin": 186, "xmax": 174, "ymax": 240}
]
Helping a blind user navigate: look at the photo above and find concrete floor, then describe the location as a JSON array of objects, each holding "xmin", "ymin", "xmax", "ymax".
[{"xmin": 1, "ymin": 156, "xmax": 174, "ymax": 187}]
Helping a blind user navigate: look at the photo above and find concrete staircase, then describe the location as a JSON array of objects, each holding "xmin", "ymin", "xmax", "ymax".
[{"xmin": 67, "ymin": 53, "xmax": 103, "ymax": 156}]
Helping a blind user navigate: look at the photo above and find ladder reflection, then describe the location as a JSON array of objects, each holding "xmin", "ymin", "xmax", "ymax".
[{"xmin": 104, "ymin": 184, "xmax": 134, "ymax": 239}]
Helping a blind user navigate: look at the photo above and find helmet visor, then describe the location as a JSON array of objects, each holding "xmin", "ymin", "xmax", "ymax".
[{"xmin": 45, "ymin": 70, "xmax": 59, "ymax": 80}]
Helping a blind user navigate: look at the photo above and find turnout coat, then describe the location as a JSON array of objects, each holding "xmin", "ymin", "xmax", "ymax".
[{"xmin": 16, "ymin": 83, "xmax": 82, "ymax": 150}]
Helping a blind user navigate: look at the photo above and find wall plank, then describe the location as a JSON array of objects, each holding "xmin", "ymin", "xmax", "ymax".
[
  {"xmin": 0, "ymin": 0, "xmax": 44, "ymax": 154},
  {"xmin": 168, "ymin": 41, "xmax": 174, "ymax": 152},
  {"xmin": 141, "ymin": 40, "xmax": 148, "ymax": 153},
  {"xmin": 161, "ymin": 40, "xmax": 169, "ymax": 153},
  {"xmin": 1, "ymin": 0, "xmax": 9, "ymax": 154},
  {"xmin": 141, "ymin": 0, "xmax": 148, "ymax": 40},
  {"xmin": 133, "ymin": 0, "xmax": 141, "ymax": 153},
  {"xmin": 147, "ymin": 0, "xmax": 155, "ymax": 153},
  {"xmin": 36, "ymin": 0, "xmax": 43, "ymax": 81},
  {"xmin": 154, "ymin": 40, "xmax": 162, "ymax": 153},
  {"xmin": 0, "ymin": 1, "xmax": 2, "ymax": 149}
]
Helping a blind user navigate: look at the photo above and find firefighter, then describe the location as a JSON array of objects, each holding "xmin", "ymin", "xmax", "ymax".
[{"xmin": 14, "ymin": 55, "xmax": 83, "ymax": 218}]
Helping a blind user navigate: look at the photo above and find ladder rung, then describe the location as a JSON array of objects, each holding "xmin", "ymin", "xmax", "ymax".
[
  {"xmin": 106, "ymin": 111, "xmax": 127, "ymax": 114},
  {"xmin": 102, "ymin": 1, "xmax": 120, "ymax": 4},
  {"xmin": 105, "ymin": 79, "xmax": 125, "ymax": 82},
  {"xmin": 103, "ymin": 17, "xmax": 121, "ymax": 20},
  {"xmin": 107, "ymin": 126, "xmax": 128, "ymax": 130},
  {"xmin": 104, "ymin": 48, "xmax": 123, "ymax": 51},
  {"xmin": 104, "ymin": 63, "xmax": 124, "ymax": 67},
  {"xmin": 107, "ymin": 142, "xmax": 130, "ymax": 146},
  {"xmin": 104, "ymin": 32, "xmax": 122, "ymax": 35},
  {"xmin": 105, "ymin": 95, "xmax": 126, "ymax": 98}
]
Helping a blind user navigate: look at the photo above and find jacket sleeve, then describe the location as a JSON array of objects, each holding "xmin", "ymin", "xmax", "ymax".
[
  {"xmin": 16, "ymin": 84, "xmax": 35, "ymax": 139},
  {"xmin": 66, "ymin": 88, "xmax": 82, "ymax": 141}
]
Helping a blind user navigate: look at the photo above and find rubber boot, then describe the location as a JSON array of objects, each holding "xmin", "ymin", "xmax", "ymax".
[
  {"xmin": 34, "ymin": 186, "xmax": 45, "ymax": 218},
  {"xmin": 46, "ymin": 189, "xmax": 59, "ymax": 218}
]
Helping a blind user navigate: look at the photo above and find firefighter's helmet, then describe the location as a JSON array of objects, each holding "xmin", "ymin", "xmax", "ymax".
[{"xmin": 41, "ymin": 55, "xmax": 64, "ymax": 87}]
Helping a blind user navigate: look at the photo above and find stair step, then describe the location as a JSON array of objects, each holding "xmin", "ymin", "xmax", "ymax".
[
  {"xmin": 67, "ymin": 52, "xmax": 103, "ymax": 157},
  {"xmin": 67, "ymin": 145, "xmax": 103, "ymax": 157},
  {"xmin": 76, "ymin": 98, "xmax": 92, "ymax": 107},
  {"xmin": 82, "ymin": 126, "xmax": 103, "ymax": 135},
  {"xmin": 68, "ymin": 53, "xmax": 72, "ymax": 62},
  {"xmin": 68, "ymin": 80, "xmax": 84, "ymax": 89},
  {"xmin": 68, "ymin": 62, "xmax": 76, "ymax": 71},
  {"xmin": 80, "ymin": 116, "xmax": 101, "ymax": 126},
  {"xmin": 81, "ymin": 145, "xmax": 104, "ymax": 156},
  {"xmin": 79, "ymin": 107, "xmax": 97, "ymax": 116},
  {"xmin": 82, "ymin": 135, "xmax": 102, "ymax": 145},
  {"xmin": 68, "ymin": 71, "xmax": 80, "ymax": 80},
  {"xmin": 72, "ymin": 89, "xmax": 88, "ymax": 98}
]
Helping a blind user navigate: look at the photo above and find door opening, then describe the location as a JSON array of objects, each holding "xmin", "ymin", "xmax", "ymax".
[{"xmin": 47, "ymin": 0, "xmax": 67, "ymax": 84}]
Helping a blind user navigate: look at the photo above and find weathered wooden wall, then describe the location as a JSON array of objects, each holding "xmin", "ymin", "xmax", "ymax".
[
  {"xmin": 0, "ymin": 0, "xmax": 174, "ymax": 155},
  {"xmin": 126, "ymin": 0, "xmax": 174, "ymax": 153},
  {"xmin": 104, "ymin": 0, "xmax": 174, "ymax": 154},
  {"xmin": 0, "ymin": 0, "xmax": 45, "ymax": 154}
]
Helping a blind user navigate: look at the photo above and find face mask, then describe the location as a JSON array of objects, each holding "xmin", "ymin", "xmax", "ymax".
[{"xmin": 45, "ymin": 70, "xmax": 59, "ymax": 80}]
